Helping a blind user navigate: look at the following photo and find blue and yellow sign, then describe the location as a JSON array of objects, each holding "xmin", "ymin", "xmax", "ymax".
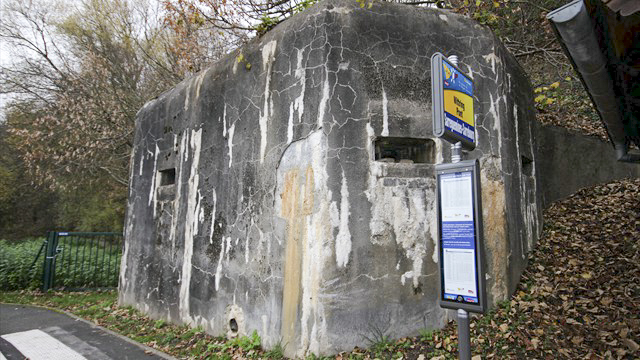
[{"xmin": 431, "ymin": 53, "xmax": 476, "ymax": 150}]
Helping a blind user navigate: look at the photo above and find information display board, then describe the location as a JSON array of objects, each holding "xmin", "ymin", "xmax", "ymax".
[
  {"xmin": 431, "ymin": 53, "xmax": 476, "ymax": 150},
  {"xmin": 436, "ymin": 160, "xmax": 486, "ymax": 313}
]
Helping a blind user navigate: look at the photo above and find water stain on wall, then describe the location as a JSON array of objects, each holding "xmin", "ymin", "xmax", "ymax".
[{"xmin": 281, "ymin": 166, "xmax": 315, "ymax": 352}]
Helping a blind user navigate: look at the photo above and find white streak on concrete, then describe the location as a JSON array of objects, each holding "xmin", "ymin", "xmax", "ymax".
[
  {"xmin": 138, "ymin": 153, "xmax": 144, "ymax": 176},
  {"xmin": 170, "ymin": 134, "xmax": 187, "ymax": 255},
  {"xmin": 225, "ymin": 236, "xmax": 232, "ymax": 263},
  {"xmin": 245, "ymin": 236, "xmax": 250, "ymax": 263},
  {"xmin": 294, "ymin": 48, "xmax": 306, "ymax": 123},
  {"xmin": 335, "ymin": 171, "xmax": 351, "ymax": 268},
  {"xmin": 179, "ymin": 128, "xmax": 202, "ymax": 325},
  {"xmin": 260, "ymin": 40, "xmax": 277, "ymax": 163},
  {"xmin": 287, "ymin": 102, "xmax": 294, "ymax": 144},
  {"xmin": 215, "ymin": 238, "xmax": 225, "ymax": 291},
  {"xmin": 223, "ymin": 103, "xmax": 227, "ymax": 137},
  {"xmin": 317, "ymin": 68, "xmax": 330, "ymax": 129},
  {"xmin": 483, "ymin": 53, "xmax": 500, "ymax": 74},
  {"xmin": 194, "ymin": 70, "xmax": 206, "ymax": 100},
  {"xmin": 119, "ymin": 217, "xmax": 133, "ymax": 291},
  {"xmin": 228, "ymin": 122, "xmax": 235, "ymax": 168},
  {"xmin": 381, "ymin": 87, "xmax": 389, "ymax": 136}
]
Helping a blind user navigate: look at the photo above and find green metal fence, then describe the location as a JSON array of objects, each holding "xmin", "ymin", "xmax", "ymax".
[{"xmin": 42, "ymin": 231, "xmax": 124, "ymax": 291}]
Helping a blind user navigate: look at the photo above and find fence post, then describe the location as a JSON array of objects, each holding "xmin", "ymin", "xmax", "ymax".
[{"xmin": 42, "ymin": 231, "xmax": 59, "ymax": 291}]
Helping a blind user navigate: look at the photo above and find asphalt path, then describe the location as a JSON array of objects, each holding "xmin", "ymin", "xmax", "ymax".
[{"xmin": 0, "ymin": 303, "xmax": 175, "ymax": 360}]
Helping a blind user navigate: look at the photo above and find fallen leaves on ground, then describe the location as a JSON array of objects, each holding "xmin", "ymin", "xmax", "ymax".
[{"xmin": 536, "ymin": 112, "xmax": 609, "ymax": 141}]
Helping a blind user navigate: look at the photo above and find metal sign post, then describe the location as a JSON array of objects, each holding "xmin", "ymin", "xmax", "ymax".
[{"xmin": 432, "ymin": 53, "xmax": 485, "ymax": 360}]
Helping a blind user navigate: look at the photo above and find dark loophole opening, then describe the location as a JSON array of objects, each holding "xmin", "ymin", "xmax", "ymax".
[
  {"xmin": 159, "ymin": 168, "xmax": 176, "ymax": 186},
  {"xmin": 229, "ymin": 318, "xmax": 238, "ymax": 333},
  {"xmin": 374, "ymin": 137, "xmax": 435, "ymax": 164},
  {"xmin": 521, "ymin": 155, "xmax": 533, "ymax": 176}
]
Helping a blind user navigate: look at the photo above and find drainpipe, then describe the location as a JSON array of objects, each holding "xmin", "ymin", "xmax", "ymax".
[{"xmin": 547, "ymin": 0, "xmax": 639, "ymax": 163}]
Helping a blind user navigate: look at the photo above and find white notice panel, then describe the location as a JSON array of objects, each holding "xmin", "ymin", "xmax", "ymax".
[{"xmin": 437, "ymin": 160, "xmax": 486, "ymax": 313}]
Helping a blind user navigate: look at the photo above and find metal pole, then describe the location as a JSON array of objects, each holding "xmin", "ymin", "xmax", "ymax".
[
  {"xmin": 457, "ymin": 309, "xmax": 471, "ymax": 360},
  {"xmin": 446, "ymin": 54, "xmax": 472, "ymax": 360},
  {"xmin": 451, "ymin": 142, "xmax": 462, "ymax": 163},
  {"xmin": 451, "ymin": 144, "xmax": 470, "ymax": 360}
]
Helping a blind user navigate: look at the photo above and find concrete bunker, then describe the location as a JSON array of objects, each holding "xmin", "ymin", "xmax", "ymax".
[{"xmin": 120, "ymin": 0, "xmax": 544, "ymax": 356}]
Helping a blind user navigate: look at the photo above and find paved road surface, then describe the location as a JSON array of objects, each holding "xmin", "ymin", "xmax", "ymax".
[{"xmin": 0, "ymin": 303, "xmax": 175, "ymax": 360}]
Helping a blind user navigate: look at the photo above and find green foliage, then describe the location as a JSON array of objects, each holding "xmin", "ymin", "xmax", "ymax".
[
  {"xmin": 236, "ymin": 53, "xmax": 252, "ymax": 71},
  {"xmin": 0, "ymin": 235, "xmax": 122, "ymax": 291},
  {"xmin": 228, "ymin": 330, "xmax": 262, "ymax": 351},
  {"xmin": 255, "ymin": 15, "xmax": 280, "ymax": 35},
  {"xmin": 355, "ymin": 0, "xmax": 374, "ymax": 10},
  {"xmin": 154, "ymin": 319, "xmax": 168, "ymax": 329},
  {"xmin": 0, "ymin": 238, "xmax": 45, "ymax": 290},
  {"xmin": 293, "ymin": 0, "xmax": 319, "ymax": 14},
  {"xmin": 419, "ymin": 328, "xmax": 434, "ymax": 342}
]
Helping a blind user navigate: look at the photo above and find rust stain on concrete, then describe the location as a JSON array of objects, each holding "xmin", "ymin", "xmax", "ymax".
[
  {"xmin": 281, "ymin": 166, "xmax": 315, "ymax": 353},
  {"xmin": 481, "ymin": 178, "xmax": 508, "ymax": 303}
]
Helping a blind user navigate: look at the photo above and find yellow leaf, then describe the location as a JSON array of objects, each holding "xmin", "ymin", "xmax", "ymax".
[
  {"xmin": 534, "ymin": 95, "xmax": 546, "ymax": 103},
  {"xmin": 531, "ymin": 338, "xmax": 540, "ymax": 349},
  {"xmin": 368, "ymin": 2, "xmax": 373, "ymax": 8},
  {"xmin": 545, "ymin": 98, "xmax": 555, "ymax": 105},
  {"xmin": 550, "ymin": 82, "xmax": 560, "ymax": 88},
  {"xmin": 493, "ymin": 1, "xmax": 500, "ymax": 8},
  {"xmin": 581, "ymin": 272, "xmax": 592, "ymax": 279},
  {"xmin": 565, "ymin": 76, "xmax": 571, "ymax": 81},
  {"xmin": 360, "ymin": 2, "xmax": 365, "ymax": 8},
  {"xmin": 534, "ymin": 87, "xmax": 543, "ymax": 93},
  {"xmin": 476, "ymin": 0, "xmax": 481, "ymax": 6},
  {"xmin": 464, "ymin": 0, "xmax": 469, "ymax": 5},
  {"xmin": 499, "ymin": 323, "xmax": 509, "ymax": 332},
  {"xmin": 542, "ymin": 86, "xmax": 549, "ymax": 91}
]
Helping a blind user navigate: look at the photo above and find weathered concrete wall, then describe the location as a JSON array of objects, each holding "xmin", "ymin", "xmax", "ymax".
[
  {"xmin": 119, "ymin": 0, "xmax": 541, "ymax": 356},
  {"xmin": 537, "ymin": 125, "xmax": 640, "ymax": 207}
]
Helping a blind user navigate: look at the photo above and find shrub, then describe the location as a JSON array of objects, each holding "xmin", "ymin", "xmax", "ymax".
[{"xmin": 0, "ymin": 238, "xmax": 46, "ymax": 291}]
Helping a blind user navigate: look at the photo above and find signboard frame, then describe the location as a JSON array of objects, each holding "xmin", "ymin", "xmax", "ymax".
[
  {"xmin": 436, "ymin": 159, "xmax": 486, "ymax": 314},
  {"xmin": 431, "ymin": 52, "xmax": 476, "ymax": 151}
]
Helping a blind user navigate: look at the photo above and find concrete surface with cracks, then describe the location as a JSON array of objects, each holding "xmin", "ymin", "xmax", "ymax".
[{"xmin": 118, "ymin": 0, "xmax": 638, "ymax": 357}]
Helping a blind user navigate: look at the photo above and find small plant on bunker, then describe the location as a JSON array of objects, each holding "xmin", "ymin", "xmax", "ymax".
[
  {"xmin": 213, "ymin": 330, "xmax": 261, "ymax": 352},
  {"xmin": 154, "ymin": 319, "xmax": 167, "ymax": 329},
  {"xmin": 236, "ymin": 53, "xmax": 252, "ymax": 71},
  {"xmin": 362, "ymin": 323, "xmax": 394, "ymax": 355},
  {"xmin": 419, "ymin": 328, "xmax": 434, "ymax": 342},
  {"xmin": 264, "ymin": 338, "xmax": 286, "ymax": 359}
]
